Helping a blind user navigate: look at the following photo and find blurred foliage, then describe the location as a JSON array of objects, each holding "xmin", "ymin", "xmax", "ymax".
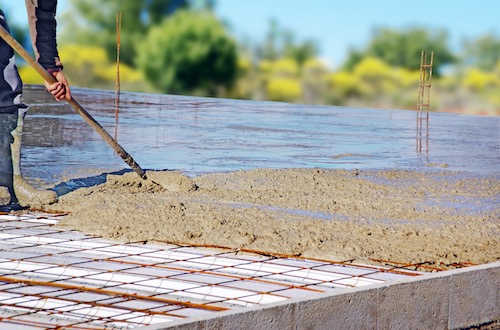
[
  {"xmin": 19, "ymin": 44, "xmax": 144, "ymax": 91},
  {"xmin": 60, "ymin": 44, "xmax": 142, "ymax": 89},
  {"xmin": 463, "ymin": 33, "xmax": 500, "ymax": 71},
  {"xmin": 18, "ymin": 66, "xmax": 45, "ymax": 85},
  {"xmin": 271, "ymin": 58, "xmax": 299, "ymax": 77},
  {"xmin": 60, "ymin": 0, "xmax": 214, "ymax": 66},
  {"xmin": 462, "ymin": 68, "xmax": 497, "ymax": 91},
  {"xmin": 136, "ymin": 10, "xmax": 237, "ymax": 96},
  {"xmin": 254, "ymin": 19, "xmax": 319, "ymax": 66},
  {"xmin": 56, "ymin": 0, "xmax": 233, "ymax": 94},
  {"xmin": 302, "ymin": 59, "xmax": 329, "ymax": 104},
  {"xmin": 9, "ymin": 24, "xmax": 31, "ymax": 51},
  {"xmin": 11, "ymin": 0, "xmax": 498, "ymax": 115},
  {"xmin": 267, "ymin": 78, "xmax": 302, "ymax": 102},
  {"xmin": 265, "ymin": 57, "xmax": 303, "ymax": 102},
  {"xmin": 355, "ymin": 57, "xmax": 398, "ymax": 101},
  {"xmin": 328, "ymin": 71, "xmax": 360, "ymax": 101},
  {"xmin": 343, "ymin": 27, "xmax": 455, "ymax": 76}
]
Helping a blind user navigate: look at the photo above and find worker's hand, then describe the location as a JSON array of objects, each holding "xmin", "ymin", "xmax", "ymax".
[{"xmin": 44, "ymin": 70, "xmax": 71, "ymax": 101}]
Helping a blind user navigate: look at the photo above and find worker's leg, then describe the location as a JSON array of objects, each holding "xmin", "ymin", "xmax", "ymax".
[
  {"xmin": 0, "ymin": 9, "xmax": 22, "ymax": 208},
  {"xmin": 0, "ymin": 108, "xmax": 17, "ymax": 207},
  {"xmin": 0, "ymin": 107, "xmax": 58, "ymax": 209},
  {"xmin": 0, "ymin": 9, "xmax": 57, "ymax": 208},
  {"xmin": 11, "ymin": 108, "xmax": 58, "ymax": 207}
]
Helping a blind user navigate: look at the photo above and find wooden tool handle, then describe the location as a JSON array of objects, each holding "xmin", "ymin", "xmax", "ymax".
[{"xmin": 0, "ymin": 24, "xmax": 147, "ymax": 179}]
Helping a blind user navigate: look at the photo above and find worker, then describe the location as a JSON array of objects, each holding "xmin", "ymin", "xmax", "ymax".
[{"xmin": 0, "ymin": 0, "xmax": 71, "ymax": 211}]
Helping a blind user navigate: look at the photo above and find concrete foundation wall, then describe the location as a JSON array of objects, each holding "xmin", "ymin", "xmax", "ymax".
[{"xmin": 147, "ymin": 262, "xmax": 499, "ymax": 330}]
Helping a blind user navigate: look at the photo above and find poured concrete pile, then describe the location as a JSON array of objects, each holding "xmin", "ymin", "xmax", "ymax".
[{"xmin": 51, "ymin": 168, "xmax": 499, "ymax": 268}]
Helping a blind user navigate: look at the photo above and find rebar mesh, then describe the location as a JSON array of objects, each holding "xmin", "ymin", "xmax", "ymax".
[{"xmin": 0, "ymin": 212, "xmax": 421, "ymax": 328}]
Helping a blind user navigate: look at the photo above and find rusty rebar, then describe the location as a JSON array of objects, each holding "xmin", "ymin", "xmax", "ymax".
[
  {"xmin": 114, "ymin": 11, "xmax": 122, "ymax": 142},
  {"xmin": 0, "ymin": 275, "xmax": 228, "ymax": 312}
]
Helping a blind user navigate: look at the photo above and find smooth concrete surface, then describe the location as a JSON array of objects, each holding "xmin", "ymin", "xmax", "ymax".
[
  {"xmin": 21, "ymin": 85, "xmax": 499, "ymax": 189},
  {"xmin": 145, "ymin": 261, "xmax": 500, "ymax": 330}
]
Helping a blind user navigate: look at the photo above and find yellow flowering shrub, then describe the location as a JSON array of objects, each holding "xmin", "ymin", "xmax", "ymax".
[
  {"xmin": 18, "ymin": 66, "xmax": 45, "ymax": 84},
  {"xmin": 271, "ymin": 58, "xmax": 299, "ymax": 77},
  {"xmin": 328, "ymin": 71, "xmax": 359, "ymax": 97},
  {"xmin": 267, "ymin": 77, "xmax": 302, "ymax": 102},
  {"xmin": 463, "ymin": 68, "xmax": 497, "ymax": 91}
]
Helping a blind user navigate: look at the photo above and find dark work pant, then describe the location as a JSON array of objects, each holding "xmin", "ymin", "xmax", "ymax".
[{"xmin": 0, "ymin": 9, "xmax": 27, "ymax": 112}]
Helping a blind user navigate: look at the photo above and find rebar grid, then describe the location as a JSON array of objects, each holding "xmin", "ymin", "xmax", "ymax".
[{"xmin": 0, "ymin": 212, "xmax": 421, "ymax": 329}]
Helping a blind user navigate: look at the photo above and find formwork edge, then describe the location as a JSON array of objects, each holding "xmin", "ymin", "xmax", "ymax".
[{"xmin": 144, "ymin": 261, "xmax": 500, "ymax": 330}]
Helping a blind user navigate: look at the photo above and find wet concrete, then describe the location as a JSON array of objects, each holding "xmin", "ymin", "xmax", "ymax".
[{"xmin": 20, "ymin": 85, "xmax": 499, "ymax": 190}]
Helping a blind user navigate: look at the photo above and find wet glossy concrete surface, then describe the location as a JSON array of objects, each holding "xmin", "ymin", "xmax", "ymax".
[{"xmin": 18, "ymin": 85, "xmax": 500, "ymax": 190}]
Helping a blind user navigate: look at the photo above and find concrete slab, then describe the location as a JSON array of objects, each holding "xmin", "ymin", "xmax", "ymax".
[{"xmin": 148, "ymin": 262, "xmax": 500, "ymax": 330}]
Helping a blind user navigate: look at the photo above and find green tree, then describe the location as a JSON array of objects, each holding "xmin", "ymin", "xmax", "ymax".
[
  {"xmin": 255, "ymin": 19, "xmax": 319, "ymax": 66},
  {"xmin": 343, "ymin": 27, "xmax": 455, "ymax": 75},
  {"xmin": 265, "ymin": 58, "xmax": 301, "ymax": 102},
  {"xmin": 353, "ymin": 57, "xmax": 397, "ymax": 106},
  {"xmin": 463, "ymin": 33, "xmax": 500, "ymax": 71},
  {"xmin": 61, "ymin": 0, "xmax": 193, "ymax": 66},
  {"xmin": 9, "ymin": 24, "xmax": 30, "ymax": 51},
  {"xmin": 283, "ymin": 33, "xmax": 318, "ymax": 68},
  {"xmin": 255, "ymin": 19, "xmax": 281, "ymax": 61},
  {"xmin": 301, "ymin": 58, "xmax": 328, "ymax": 104},
  {"xmin": 136, "ymin": 10, "xmax": 237, "ymax": 96}
]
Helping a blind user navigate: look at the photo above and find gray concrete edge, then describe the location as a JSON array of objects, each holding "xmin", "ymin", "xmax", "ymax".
[{"xmin": 145, "ymin": 261, "xmax": 500, "ymax": 330}]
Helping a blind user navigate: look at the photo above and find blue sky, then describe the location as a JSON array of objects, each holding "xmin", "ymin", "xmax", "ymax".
[
  {"xmin": 215, "ymin": 0, "xmax": 500, "ymax": 67},
  {"xmin": 4, "ymin": 0, "xmax": 500, "ymax": 68}
]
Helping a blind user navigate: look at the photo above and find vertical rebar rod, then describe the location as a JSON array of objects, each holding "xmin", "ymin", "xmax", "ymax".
[
  {"xmin": 417, "ymin": 50, "xmax": 433, "ymax": 156},
  {"xmin": 417, "ymin": 51, "xmax": 425, "ymax": 153},
  {"xmin": 114, "ymin": 11, "xmax": 122, "ymax": 141}
]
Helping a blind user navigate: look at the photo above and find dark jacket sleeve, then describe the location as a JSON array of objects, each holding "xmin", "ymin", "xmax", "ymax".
[{"xmin": 25, "ymin": 0, "xmax": 63, "ymax": 72}]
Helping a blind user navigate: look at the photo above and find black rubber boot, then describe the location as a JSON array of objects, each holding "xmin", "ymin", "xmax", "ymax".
[{"xmin": 0, "ymin": 107, "xmax": 19, "ymax": 209}]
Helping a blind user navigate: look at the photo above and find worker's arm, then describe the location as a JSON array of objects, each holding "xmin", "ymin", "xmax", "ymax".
[{"xmin": 25, "ymin": 0, "xmax": 70, "ymax": 100}]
